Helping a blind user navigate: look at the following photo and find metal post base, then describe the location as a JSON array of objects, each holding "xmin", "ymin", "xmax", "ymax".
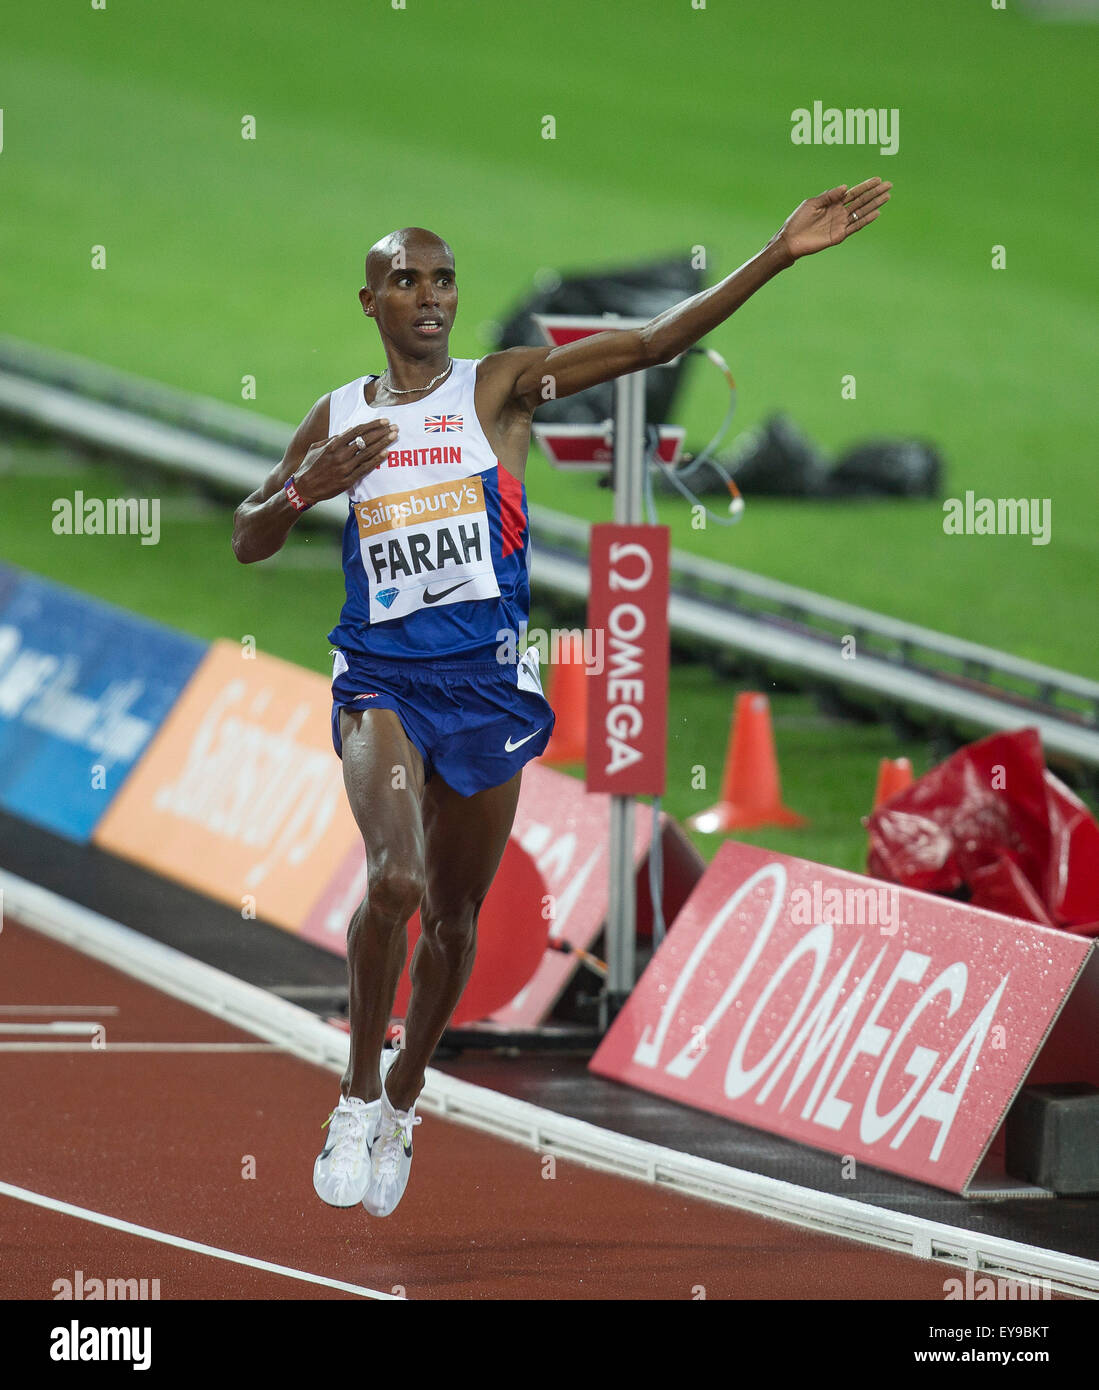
[{"xmin": 597, "ymin": 988, "xmax": 634, "ymax": 1034}]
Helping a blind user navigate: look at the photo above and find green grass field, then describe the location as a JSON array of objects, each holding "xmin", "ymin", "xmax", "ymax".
[
  {"xmin": 0, "ymin": 1, "xmax": 1095, "ymax": 870},
  {"xmin": 1, "ymin": 0, "xmax": 1096, "ymax": 670}
]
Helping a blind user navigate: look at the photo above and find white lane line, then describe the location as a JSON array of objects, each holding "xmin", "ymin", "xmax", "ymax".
[
  {"xmin": 0, "ymin": 1182, "xmax": 402, "ymax": 1301},
  {"xmin": 0, "ymin": 1023, "xmax": 102, "ymax": 1035},
  {"xmin": 0, "ymin": 1042, "xmax": 284, "ymax": 1052},
  {"xmin": 0, "ymin": 1005, "xmax": 120, "ymax": 1014},
  {"xmin": 268, "ymin": 985, "xmax": 348, "ymax": 998}
]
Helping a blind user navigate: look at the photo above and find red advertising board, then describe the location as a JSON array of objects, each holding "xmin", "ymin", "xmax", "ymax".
[
  {"xmin": 591, "ymin": 841, "xmax": 1093, "ymax": 1193},
  {"xmin": 487, "ymin": 761, "xmax": 701, "ymax": 1024},
  {"xmin": 585, "ymin": 524, "xmax": 669, "ymax": 797}
]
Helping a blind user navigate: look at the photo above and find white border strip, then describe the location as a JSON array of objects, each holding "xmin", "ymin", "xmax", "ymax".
[
  {"xmin": 4, "ymin": 869, "xmax": 1098, "ymax": 1299},
  {"xmin": 0, "ymin": 1182, "xmax": 398, "ymax": 1300}
]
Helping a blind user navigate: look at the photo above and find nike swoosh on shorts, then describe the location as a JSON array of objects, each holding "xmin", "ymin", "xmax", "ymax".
[{"xmin": 505, "ymin": 727, "xmax": 544, "ymax": 752}]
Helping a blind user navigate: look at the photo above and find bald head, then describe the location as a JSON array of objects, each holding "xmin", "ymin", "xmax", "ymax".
[
  {"xmin": 359, "ymin": 227, "xmax": 458, "ymax": 351},
  {"xmin": 365, "ymin": 227, "xmax": 453, "ymax": 291}
]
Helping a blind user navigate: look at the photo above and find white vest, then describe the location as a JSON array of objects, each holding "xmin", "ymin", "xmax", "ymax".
[{"xmin": 327, "ymin": 358, "xmax": 504, "ymax": 625}]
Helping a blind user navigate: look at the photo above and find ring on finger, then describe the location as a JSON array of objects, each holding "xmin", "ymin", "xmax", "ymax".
[{"xmin": 352, "ymin": 436, "xmax": 365, "ymax": 451}]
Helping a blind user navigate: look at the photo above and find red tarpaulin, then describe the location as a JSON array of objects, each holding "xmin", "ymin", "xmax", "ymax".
[{"xmin": 867, "ymin": 728, "xmax": 1099, "ymax": 936}]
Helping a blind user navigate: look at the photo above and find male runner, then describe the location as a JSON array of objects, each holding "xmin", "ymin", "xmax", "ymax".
[{"xmin": 231, "ymin": 177, "xmax": 891, "ymax": 1217}]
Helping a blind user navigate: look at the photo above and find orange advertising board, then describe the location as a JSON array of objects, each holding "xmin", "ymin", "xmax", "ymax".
[{"xmin": 94, "ymin": 641, "xmax": 359, "ymax": 931}]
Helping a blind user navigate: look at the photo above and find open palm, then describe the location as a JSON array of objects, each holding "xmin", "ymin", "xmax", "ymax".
[{"xmin": 779, "ymin": 177, "xmax": 892, "ymax": 260}]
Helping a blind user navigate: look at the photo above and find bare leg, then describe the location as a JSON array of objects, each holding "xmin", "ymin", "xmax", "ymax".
[
  {"xmin": 338, "ymin": 707, "xmax": 426, "ymax": 1104},
  {"xmin": 384, "ymin": 769, "xmax": 523, "ymax": 1112}
]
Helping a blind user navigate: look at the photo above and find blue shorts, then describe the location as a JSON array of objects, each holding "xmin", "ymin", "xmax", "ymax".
[{"xmin": 330, "ymin": 646, "xmax": 556, "ymax": 797}]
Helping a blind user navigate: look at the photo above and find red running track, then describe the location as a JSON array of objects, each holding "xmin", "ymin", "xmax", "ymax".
[{"xmin": 0, "ymin": 919, "xmax": 963, "ymax": 1300}]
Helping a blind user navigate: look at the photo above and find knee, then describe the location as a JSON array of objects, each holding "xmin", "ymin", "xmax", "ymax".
[
  {"xmin": 420, "ymin": 900, "xmax": 480, "ymax": 959},
  {"xmin": 367, "ymin": 854, "xmax": 426, "ymax": 925}
]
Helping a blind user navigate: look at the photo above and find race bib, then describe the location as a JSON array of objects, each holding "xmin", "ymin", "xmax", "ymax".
[{"xmin": 355, "ymin": 474, "xmax": 501, "ymax": 624}]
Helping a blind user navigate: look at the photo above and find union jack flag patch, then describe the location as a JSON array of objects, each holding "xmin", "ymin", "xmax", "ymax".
[{"xmin": 424, "ymin": 414, "xmax": 463, "ymax": 433}]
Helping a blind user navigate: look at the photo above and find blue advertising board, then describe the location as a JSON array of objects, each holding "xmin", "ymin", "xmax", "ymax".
[
  {"xmin": 0, "ymin": 570, "xmax": 207, "ymax": 841},
  {"xmin": 0, "ymin": 563, "xmax": 20, "ymax": 611}
]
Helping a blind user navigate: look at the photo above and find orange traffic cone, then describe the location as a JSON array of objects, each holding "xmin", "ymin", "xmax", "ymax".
[
  {"xmin": 872, "ymin": 756, "xmax": 913, "ymax": 809},
  {"xmin": 688, "ymin": 692, "xmax": 806, "ymax": 833},
  {"xmin": 540, "ymin": 636, "xmax": 588, "ymax": 766}
]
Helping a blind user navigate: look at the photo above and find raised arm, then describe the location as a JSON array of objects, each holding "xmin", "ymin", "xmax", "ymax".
[
  {"xmin": 493, "ymin": 178, "xmax": 891, "ymax": 414},
  {"xmin": 231, "ymin": 396, "xmax": 399, "ymax": 563}
]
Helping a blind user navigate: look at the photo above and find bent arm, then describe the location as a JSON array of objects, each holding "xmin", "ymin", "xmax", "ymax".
[{"xmin": 231, "ymin": 395, "xmax": 330, "ymax": 564}]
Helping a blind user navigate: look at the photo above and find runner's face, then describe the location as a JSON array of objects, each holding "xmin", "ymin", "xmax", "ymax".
[{"xmin": 374, "ymin": 252, "xmax": 457, "ymax": 354}]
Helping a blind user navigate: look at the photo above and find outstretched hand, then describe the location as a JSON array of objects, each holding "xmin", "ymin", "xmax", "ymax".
[{"xmin": 778, "ymin": 177, "xmax": 892, "ymax": 261}]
